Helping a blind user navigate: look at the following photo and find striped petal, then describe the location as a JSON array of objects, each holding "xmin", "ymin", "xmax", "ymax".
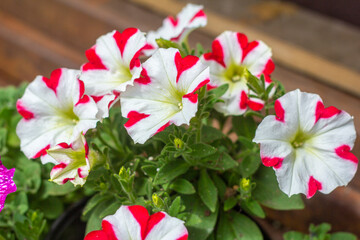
[
  {"xmin": 253, "ymin": 89, "xmax": 358, "ymax": 198},
  {"xmin": 84, "ymin": 205, "xmax": 188, "ymax": 240},
  {"xmin": 121, "ymin": 48, "xmax": 209, "ymax": 144},
  {"xmin": 81, "ymin": 28, "xmax": 146, "ymax": 96},
  {"xmin": 16, "ymin": 68, "xmax": 100, "ymax": 162}
]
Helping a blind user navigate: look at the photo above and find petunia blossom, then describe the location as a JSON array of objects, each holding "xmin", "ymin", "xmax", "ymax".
[
  {"xmin": 143, "ymin": 4, "xmax": 207, "ymax": 56},
  {"xmin": 0, "ymin": 159, "xmax": 16, "ymax": 212},
  {"xmin": 80, "ymin": 28, "xmax": 146, "ymax": 98},
  {"xmin": 121, "ymin": 48, "xmax": 209, "ymax": 144},
  {"xmin": 84, "ymin": 205, "xmax": 188, "ymax": 240},
  {"xmin": 16, "ymin": 68, "xmax": 106, "ymax": 164},
  {"xmin": 253, "ymin": 89, "xmax": 358, "ymax": 198},
  {"xmin": 48, "ymin": 134, "xmax": 98, "ymax": 186},
  {"xmin": 201, "ymin": 31, "xmax": 274, "ymax": 116}
]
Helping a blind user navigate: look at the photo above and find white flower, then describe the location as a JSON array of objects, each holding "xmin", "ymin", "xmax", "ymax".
[
  {"xmin": 253, "ymin": 89, "xmax": 358, "ymax": 198},
  {"xmin": 201, "ymin": 31, "xmax": 274, "ymax": 116},
  {"xmin": 84, "ymin": 205, "xmax": 188, "ymax": 240},
  {"xmin": 121, "ymin": 48, "xmax": 209, "ymax": 144},
  {"xmin": 48, "ymin": 134, "xmax": 97, "ymax": 186},
  {"xmin": 143, "ymin": 4, "xmax": 207, "ymax": 56},
  {"xmin": 80, "ymin": 28, "xmax": 146, "ymax": 97},
  {"xmin": 16, "ymin": 68, "xmax": 102, "ymax": 164}
]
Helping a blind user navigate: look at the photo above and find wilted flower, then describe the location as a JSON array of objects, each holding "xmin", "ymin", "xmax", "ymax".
[
  {"xmin": 121, "ymin": 48, "xmax": 209, "ymax": 144},
  {"xmin": 85, "ymin": 205, "xmax": 188, "ymax": 240},
  {"xmin": 202, "ymin": 31, "xmax": 274, "ymax": 115},
  {"xmin": 253, "ymin": 89, "xmax": 358, "ymax": 198}
]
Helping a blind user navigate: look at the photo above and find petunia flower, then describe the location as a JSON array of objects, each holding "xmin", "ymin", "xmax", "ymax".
[
  {"xmin": 143, "ymin": 4, "xmax": 207, "ymax": 56},
  {"xmin": 253, "ymin": 89, "xmax": 358, "ymax": 198},
  {"xmin": 16, "ymin": 68, "xmax": 106, "ymax": 164},
  {"xmin": 201, "ymin": 31, "xmax": 274, "ymax": 116},
  {"xmin": 84, "ymin": 205, "xmax": 188, "ymax": 240},
  {"xmin": 80, "ymin": 28, "xmax": 146, "ymax": 98},
  {"xmin": 121, "ymin": 48, "xmax": 209, "ymax": 144},
  {"xmin": 0, "ymin": 158, "xmax": 16, "ymax": 212},
  {"xmin": 48, "ymin": 134, "xmax": 98, "ymax": 186}
]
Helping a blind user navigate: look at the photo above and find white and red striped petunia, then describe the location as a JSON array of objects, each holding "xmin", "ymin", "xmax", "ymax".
[
  {"xmin": 143, "ymin": 4, "xmax": 207, "ymax": 56},
  {"xmin": 121, "ymin": 48, "xmax": 209, "ymax": 144},
  {"xmin": 16, "ymin": 68, "xmax": 102, "ymax": 164},
  {"xmin": 48, "ymin": 134, "xmax": 96, "ymax": 186},
  {"xmin": 253, "ymin": 89, "xmax": 358, "ymax": 198},
  {"xmin": 201, "ymin": 31, "xmax": 274, "ymax": 116},
  {"xmin": 80, "ymin": 28, "xmax": 146, "ymax": 97},
  {"xmin": 0, "ymin": 158, "xmax": 16, "ymax": 212},
  {"xmin": 85, "ymin": 205, "xmax": 188, "ymax": 240}
]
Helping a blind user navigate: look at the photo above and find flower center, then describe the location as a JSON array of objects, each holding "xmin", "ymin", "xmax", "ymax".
[
  {"xmin": 291, "ymin": 131, "xmax": 311, "ymax": 149},
  {"xmin": 114, "ymin": 65, "xmax": 133, "ymax": 84},
  {"xmin": 178, "ymin": 102, "xmax": 183, "ymax": 110},
  {"xmin": 59, "ymin": 107, "xmax": 80, "ymax": 125},
  {"xmin": 224, "ymin": 63, "xmax": 249, "ymax": 83}
]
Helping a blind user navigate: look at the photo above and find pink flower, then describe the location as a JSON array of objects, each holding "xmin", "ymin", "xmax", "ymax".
[
  {"xmin": 80, "ymin": 28, "xmax": 146, "ymax": 98},
  {"xmin": 143, "ymin": 4, "xmax": 207, "ymax": 56},
  {"xmin": 0, "ymin": 159, "xmax": 16, "ymax": 212},
  {"xmin": 121, "ymin": 48, "xmax": 209, "ymax": 144},
  {"xmin": 201, "ymin": 31, "xmax": 274, "ymax": 115},
  {"xmin": 16, "ymin": 68, "xmax": 108, "ymax": 164},
  {"xmin": 85, "ymin": 205, "xmax": 188, "ymax": 240},
  {"xmin": 253, "ymin": 89, "xmax": 358, "ymax": 198},
  {"xmin": 48, "ymin": 135, "xmax": 97, "ymax": 186}
]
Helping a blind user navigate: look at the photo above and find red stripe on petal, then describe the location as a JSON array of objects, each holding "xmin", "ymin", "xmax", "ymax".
[
  {"xmin": 62, "ymin": 177, "xmax": 75, "ymax": 184},
  {"xmin": 16, "ymin": 100, "xmax": 34, "ymax": 120},
  {"xmin": 237, "ymin": 33, "xmax": 248, "ymax": 51},
  {"xmin": 83, "ymin": 47, "xmax": 107, "ymax": 71},
  {"xmin": 189, "ymin": 10, "xmax": 206, "ymax": 23},
  {"xmin": 183, "ymin": 93, "xmax": 198, "ymax": 103},
  {"xmin": 33, "ymin": 144, "xmax": 51, "ymax": 158},
  {"xmin": 43, "ymin": 69, "xmax": 62, "ymax": 94},
  {"xmin": 58, "ymin": 142, "xmax": 71, "ymax": 148},
  {"xmin": 78, "ymin": 80, "xmax": 85, "ymax": 99},
  {"xmin": 203, "ymin": 40, "xmax": 226, "ymax": 68},
  {"xmin": 144, "ymin": 212, "xmax": 166, "ymax": 238},
  {"xmin": 84, "ymin": 230, "xmax": 109, "ymax": 240},
  {"xmin": 114, "ymin": 28, "xmax": 138, "ymax": 56},
  {"xmin": 76, "ymin": 95, "xmax": 90, "ymax": 106},
  {"xmin": 261, "ymin": 157, "xmax": 283, "ymax": 169},
  {"xmin": 128, "ymin": 205, "xmax": 150, "ymax": 240},
  {"xmin": 263, "ymin": 59, "xmax": 275, "ymax": 75},
  {"xmin": 264, "ymin": 74, "xmax": 272, "ymax": 84},
  {"xmin": 157, "ymin": 122, "xmax": 171, "ymax": 133},
  {"xmin": 239, "ymin": 91, "xmax": 248, "ymax": 110},
  {"xmin": 125, "ymin": 111, "xmax": 150, "ymax": 128},
  {"xmin": 176, "ymin": 234, "xmax": 188, "ymax": 240},
  {"xmin": 307, "ymin": 176, "xmax": 322, "ymax": 198},
  {"xmin": 192, "ymin": 79, "xmax": 210, "ymax": 93},
  {"xmin": 315, "ymin": 101, "xmax": 341, "ymax": 123},
  {"xmin": 247, "ymin": 99, "xmax": 264, "ymax": 111},
  {"xmin": 92, "ymin": 95, "xmax": 104, "ymax": 103},
  {"xmin": 207, "ymin": 84, "xmax": 217, "ymax": 91},
  {"xmin": 335, "ymin": 145, "xmax": 358, "ymax": 164},
  {"xmin": 85, "ymin": 141, "xmax": 89, "ymax": 156},
  {"xmin": 168, "ymin": 16, "xmax": 178, "ymax": 26},
  {"xmin": 175, "ymin": 52, "xmax": 199, "ymax": 83},
  {"xmin": 242, "ymin": 41, "xmax": 259, "ymax": 61},
  {"xmin": 78, "ymin": 168, "xmax": 85, "ymax": 178},
  {"xmin": 53, "ymin": 162, "xmax": 67, "ymax": 170},
  {"xmin": 102, "ymin": 220, "xmax": 118, "ymax": 240},
  {"xmin": 274, "ymin": 100, "xmax": 285, "ymax": 122},
  {"xmin": 135, "ymin": 69, "xmax": 151, "ymax": 85}
]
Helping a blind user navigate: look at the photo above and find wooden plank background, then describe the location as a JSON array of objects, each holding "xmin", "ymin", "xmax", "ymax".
[{"xmin": 0, "ymin": 0, "xmax": 359, "ymax": 238}]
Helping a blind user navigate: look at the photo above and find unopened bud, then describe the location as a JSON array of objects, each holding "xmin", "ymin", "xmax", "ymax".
[{"xmin": 174, "ymin": 138, "xmax": 184, "ymax": 149}]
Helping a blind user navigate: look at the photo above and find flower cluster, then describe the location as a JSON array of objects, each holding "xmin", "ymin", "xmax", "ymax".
[{"xmin": 8, "ymin": 2, "xmax": 357, "ymax": 239}]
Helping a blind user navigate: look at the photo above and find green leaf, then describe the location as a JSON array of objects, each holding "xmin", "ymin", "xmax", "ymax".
[
  {"xmin": 183, "ymin": 194, "xmax": 219, "ymax": 240},
  {"xmin": 141, "ymin": 165, "xmax": 158, "ymax": 178},
  {"xmin": 253, "ymin": 166, "xmax": 304, "ymax": 210},
  {"xmin": 224, "ymin": 196, "xmax": 237, "ymax": 211},
  {"xmin": 330, "ymin": 232, "xmax": 357, "ymax": 240},
  {"xmin": 232, "ymin": 116, "xmax": 257, "ymax": 139},
  {"xmin": 14, "ymin": 192, "xmax": 28, "ymax": 214},
  {"xmin": 210, "ymin": 173, "xmax": 227, "ymax": 201},
  {"xmin": 32, "ymin": 197, "xmax": 64, "ymax": 219},
  {"xmin": 39, "ymin": 180, "xmax": 77, "ymax": 198},
  {"xmin": 217, "ymin": 211, "xmax": 263, "ymax": 240},
  {"xmin": 201, "ymin": 125, "xmax": 224, "ymax": 143},
  {"xmin": 240, "ymin": 198, "xmax": 265, "ymax": 218},
  {"xmin": 170, "ymin": 178, "xmax": 196, "ymax": 195},
  {"xmin": 83, "ymin": 193, "xmax": 113, "ymax": 217},
  {"xmin": 14, "ymin": 210, "xmax": 46, "ymax": 240},
  {"xmin": 154, "ymin": 159, "xmax": 189, "ymax": 185},
  {"xmin": 198, "ymin": 170, "xmax": 218, "ymax": 213},
  {"xmin": 188, "ymin": 143, "xmax": 217, "ymax": 158},
  {"xmin": 99, "ymin": 201, "xmax": 122, "ymax": 219},
  {"xmin": 283, "ymin": 231, "xmax": 308, "ymax": 240},
  {"xmin": 208, "ymin": 84, "xmax": 229, "ymax": 99},
  {"xmin": 239, "ymin": 154, "xmax": 261, "ymax": 178},
  {"xmin": 168, "ymin": 196, "xmax": 182, "ymax": 217},
  {"xmin": 200, "ymin": 152, "xmax": 238, "ymax": 171},
  {"xmin": 86, "ymin": 199, "xmax": 114, "ymax": 234}
]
